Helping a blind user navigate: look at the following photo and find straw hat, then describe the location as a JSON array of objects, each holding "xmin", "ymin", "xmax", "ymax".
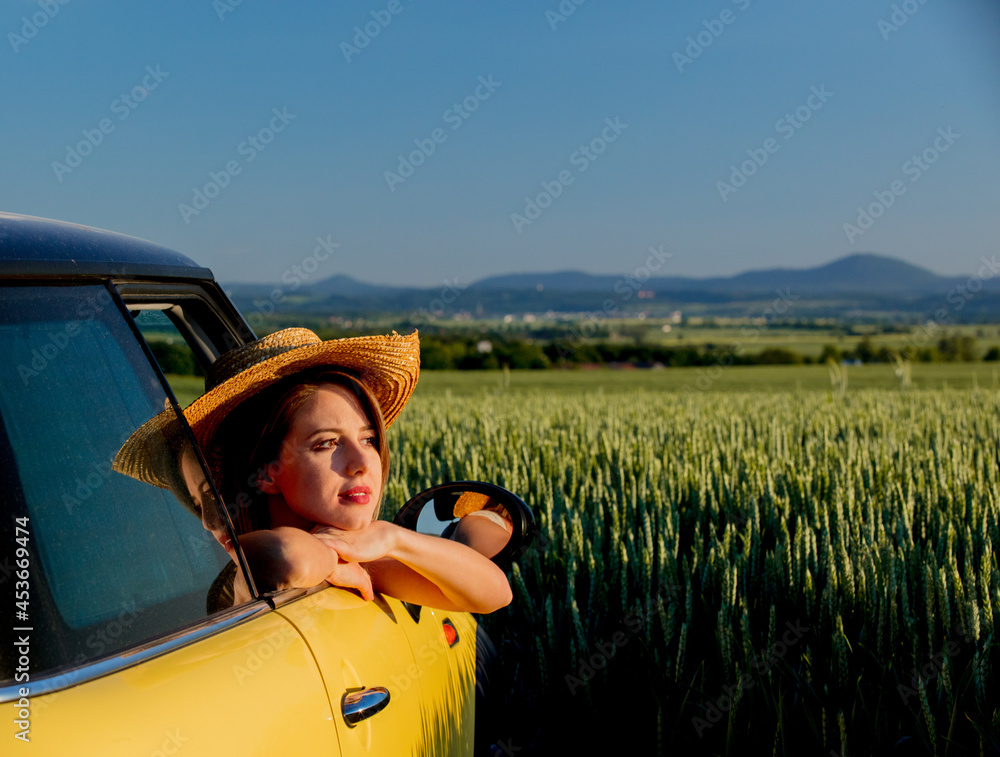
[
  {"xmin": 114, "ymin": 328, "xmax": 419, "ymax": 492},
  {"xmin": 454, "ymin": 491, "xmax": 498, "ymax": 518},
  {"xmin": 184, "ymin": 328, "xmax": 419, "ymax": 451},
  {"xmin": 112, "ymin": 399, "xmax": 196, "ymax": 512}
]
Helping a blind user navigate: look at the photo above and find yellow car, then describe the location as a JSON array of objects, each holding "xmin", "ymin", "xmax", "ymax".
[{"xmin": 0, "ymin": 212, "xmax": 534, "ymax": 756}]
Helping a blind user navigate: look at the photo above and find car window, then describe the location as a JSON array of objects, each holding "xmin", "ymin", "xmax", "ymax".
[
  {"xmin": 0, "ymin": 284, "xmax": 233, "ymax": 684},
  {"xmin": 132, "ymin": 307, "xmax": 207, "ymax": 406}
]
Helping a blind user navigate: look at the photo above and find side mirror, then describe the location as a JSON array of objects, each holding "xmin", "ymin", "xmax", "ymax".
[{"xmin": 394, "ymin": 481, "xmax": 536, "ymax": 570}]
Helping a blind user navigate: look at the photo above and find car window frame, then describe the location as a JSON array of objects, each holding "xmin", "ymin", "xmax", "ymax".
[
  {"xmin": 0, "ymin": 277, "xmax": 274, "ymax": 703},
  {"xmin": 114, "ymin": 281, "xmax": 326, "ymax": 611}
]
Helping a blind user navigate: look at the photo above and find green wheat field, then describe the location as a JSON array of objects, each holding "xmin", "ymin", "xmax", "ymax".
[{"xmin": 169, "ymin": 367, "xmax": 1000, "ymax": 754}]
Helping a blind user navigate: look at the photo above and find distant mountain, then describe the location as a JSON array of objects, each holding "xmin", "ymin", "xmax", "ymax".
[
  {"xmin": 222, "ymin": 253, "xmax": 1000, "ymax": 321},
  {"xmin": 709, "ymin": 253, "xmax": 945, "ymax": 295},
  {"xmin": 225, "ymin": 273, "xmax": 400, "ymax": 302},
  {"xmin": 472, "ymin": 270, "xmax": 621, "ymax": 292},
  {"xmin": 470, "ymin": 253, "xmax": 963, "ymax": 297},
  {"xmin": 307, "ymin": 274, "xmax": 397, "ymax": 298}
]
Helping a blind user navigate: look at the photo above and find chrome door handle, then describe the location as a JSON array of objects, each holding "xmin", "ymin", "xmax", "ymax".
[{"xmin": 342, "ymin": 687, "xmax": 391, "ymax": 726}]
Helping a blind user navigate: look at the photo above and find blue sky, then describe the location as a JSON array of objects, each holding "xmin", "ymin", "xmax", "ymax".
[{"xmin": 3, "ymin": 0, "xmax": 998, "ymax": 287}]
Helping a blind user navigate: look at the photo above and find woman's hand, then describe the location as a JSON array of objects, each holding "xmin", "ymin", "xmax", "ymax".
[
  {"xmin": 237, "ymin": 527, "xmax": 374, "ymax": 600},
  {"xmin": 311, "ymin": 520, "xmax": 397, "ymax": 562},
  {"xmin": 313, "ymin": 521, "xmax": 512, "ymax": 614},
  {"xmin": 321, "ymin": 558, "xmax": 374, "ymax": 602}
]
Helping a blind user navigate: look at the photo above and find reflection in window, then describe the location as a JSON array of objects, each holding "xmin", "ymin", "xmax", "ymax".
[{"xmin": 0, "ymin": 285, "xmax": 232, "ymax": 684}]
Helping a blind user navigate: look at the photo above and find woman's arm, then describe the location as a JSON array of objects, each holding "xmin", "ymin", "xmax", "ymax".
[
  {"xmin": 311, "ymin": 521, "xmax": 512, "ymax": 613},
  {"xmin": 237, "ymin": 527, "xmax": 374, "ymax": 600},
  {"xmin": 448, "ymin": 510, "xmax": 512, "ymax": 559}
]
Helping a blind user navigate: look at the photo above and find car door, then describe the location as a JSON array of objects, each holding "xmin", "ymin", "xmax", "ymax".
[
  {"xmin": 0, "ymin": 281, "xmax": 345, "ymax": 754},
  {"xmin": 275, "ymin": 590, "xmax": 476, "ymax": 757},
  {"xmin": 117, "ymin": 285, "xmax": 478, "ymax": 756}
]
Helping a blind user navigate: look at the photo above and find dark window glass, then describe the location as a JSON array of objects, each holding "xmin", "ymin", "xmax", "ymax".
[{"xmin": 0, "ymin": 285, "xmax": 232, "ymax": 684}]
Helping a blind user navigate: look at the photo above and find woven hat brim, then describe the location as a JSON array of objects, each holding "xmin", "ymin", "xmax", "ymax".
[
  {"xmin": 454, "ymin": 491, "xmax": 495, "ymax": 518},
  {"xmin": 112, "ymin": 408, "xmax": 184, "ymax": 489},
  {"xmin": 112, "ymin": 406, "xmax": 202, "ymax": 519},
  {"xmin": 186, "ymin": 331, "xmax": 420, "ymax": 453}
]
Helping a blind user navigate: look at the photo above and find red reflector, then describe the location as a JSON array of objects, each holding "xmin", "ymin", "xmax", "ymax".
[{"xmin": 442, "ymin": 619, "xmax": 459, "ymax": 647}]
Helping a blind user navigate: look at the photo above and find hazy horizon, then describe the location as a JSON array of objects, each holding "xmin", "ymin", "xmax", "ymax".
[
  {"xmin": 217, "ymin": 250, "xmax": 991, "ymax": 289},
  {"xmin": 4, "ymin": 2, "xmax": 998, "ymax": 287}
]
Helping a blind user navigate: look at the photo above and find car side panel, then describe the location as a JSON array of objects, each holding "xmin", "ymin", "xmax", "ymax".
[
  {"xmin": 397, "ymin": 605, "xmax": 477, "ymax": 757},
  {"xmin": 23, "ymin": 611, "xmax": 341, "ymax": 755},
  {"xmin": 275, "ymin": 588, "xmax": 476, "ymax": 757}
]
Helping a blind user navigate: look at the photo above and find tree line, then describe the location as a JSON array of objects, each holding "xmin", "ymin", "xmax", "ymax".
[{"xmin": 149, "ymin": 333, "xmax": 998, "ymax": 375}]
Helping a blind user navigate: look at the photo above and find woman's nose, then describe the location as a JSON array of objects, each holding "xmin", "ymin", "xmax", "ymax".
[
  {"xmin": 341, "ymin": 440, "xmax": 368, "ymax": 476},
  {"xmin": 200, "ymin": 493, "xmax": 224, "ymax": 531}
]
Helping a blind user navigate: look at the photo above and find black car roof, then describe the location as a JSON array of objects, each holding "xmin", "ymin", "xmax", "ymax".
[{"xmin": 0, "ymin": 212, "xmax": 213, "ymax": 280}]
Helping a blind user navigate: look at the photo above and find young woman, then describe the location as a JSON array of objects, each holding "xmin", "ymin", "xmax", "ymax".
[{"xmin": 118, "ymin": 328, "xmax": 511, "ymax": 614}]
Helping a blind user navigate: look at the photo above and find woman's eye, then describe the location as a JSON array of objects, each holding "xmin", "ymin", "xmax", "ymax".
[
  {"xmin": 363, "ymin": 435, "xmax": 377, "ymax": 447},
  {"xmin": 315, "ymin": 439, "xmax": 338, "ymax": 450}
]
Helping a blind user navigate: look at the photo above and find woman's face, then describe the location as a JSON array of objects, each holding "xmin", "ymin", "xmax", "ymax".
[
  {"xmin": 261, "ymin": 383, "xmax": 383, "ymax": 532},
  {"xmin": 180, "ymin": 447, "xmax": 232, "ymax": 553}
]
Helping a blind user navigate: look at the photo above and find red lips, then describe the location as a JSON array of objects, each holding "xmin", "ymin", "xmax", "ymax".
[{"xmin": 340, "ymin": 486, "xmax": 371, "ymax": 504}]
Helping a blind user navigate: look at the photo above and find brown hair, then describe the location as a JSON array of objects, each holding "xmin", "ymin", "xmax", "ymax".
[{"xmin": 214, "ymin": 369, "xmax": 390, "ymax": 534}]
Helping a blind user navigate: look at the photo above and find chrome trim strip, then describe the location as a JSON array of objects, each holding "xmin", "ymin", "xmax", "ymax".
[
  {"xmin": 0, "ymin": 603, "xmax": 270, "ymax": 703},
  {"xmin": 265, "ymin": 581, "xmax": 335, "ymax": 608},
  {"xmin": 265, "ymin": 586, "xmax": 315, "ymax": 608}
]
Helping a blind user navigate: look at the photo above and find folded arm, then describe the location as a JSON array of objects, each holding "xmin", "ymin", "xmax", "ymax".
[
  {"xmin": 236, "ymin": 527, "xmax": 374, "ymax": 600},
  {"xmin": 312, "ymin": 520, "xmax": 512, "ymax": 613}
]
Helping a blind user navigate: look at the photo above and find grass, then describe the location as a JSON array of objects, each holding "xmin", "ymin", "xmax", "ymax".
[
  {"xmin": 412, "ymin": 363, "xmax": 1000, "ymax": 397},
  {"xmin": 161, "ymin": 365, "xmax": 1000, "ymax": 753},
  {"xmin": 165, "ymin": 363, "xmax": 1000, "ymax": 407},
  {"xmin": 385, "ymin": 387, "xmax": 1000, "ymax": 754}
]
